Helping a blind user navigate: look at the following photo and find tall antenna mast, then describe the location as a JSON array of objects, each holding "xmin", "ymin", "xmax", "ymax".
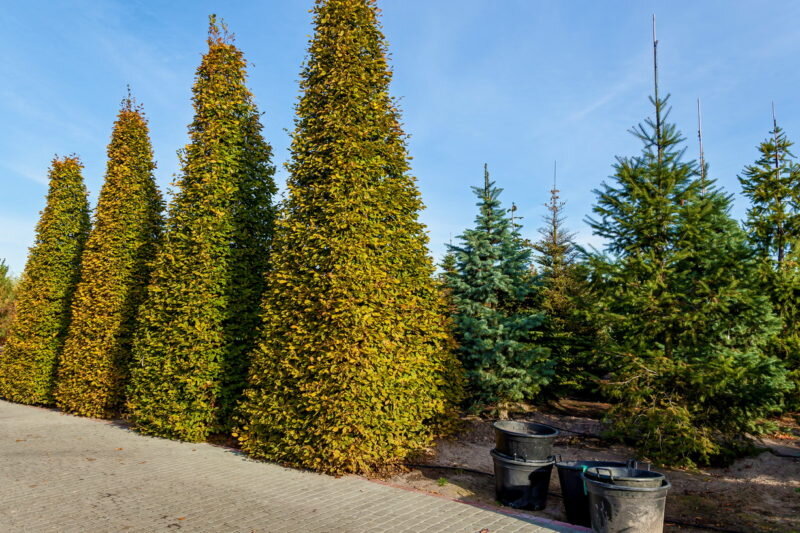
[
  {"xmin": 653, "ymin": 15, "xmax": 662, "ymax": 162},
  {"xmin": 697, "ymin": 98, "xmax": 706, "ymax": 194},
  {"xmin": 772, "ymin": 102, "xmax": 780, "ymax": 171},
  {"xmin": 772, "ymin": 102, "xmax": 786, "ymax": 264},
  {"xmin": 553, "ymin": 160, "xmax": 557, "ymax": 191}
]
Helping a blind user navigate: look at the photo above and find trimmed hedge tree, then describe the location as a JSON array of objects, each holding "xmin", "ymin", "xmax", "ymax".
[
  {"xmin": 127, "ymin": 17, "xmax": 276, "ymax": 441},
  {"xmin": 0, "ymin": 157, "xmax": 90, "ymax": 405},
  {"xmin": 0, "ymin": 259, "xmax": 16, "ymax": 347},
  {"xmin": 55, "ymin": 98, "xmax": 163, "ymax": 418},
  {"xmin": 237, "ymin": 0, "xmax": 463, "ymax": 475}
]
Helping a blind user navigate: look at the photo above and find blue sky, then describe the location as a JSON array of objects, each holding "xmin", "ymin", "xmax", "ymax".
[{"xmin": 3, "ymin": 1, "xmax": 800, "ymax": 275}]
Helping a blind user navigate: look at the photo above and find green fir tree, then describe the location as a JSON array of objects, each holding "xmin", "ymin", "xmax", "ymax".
[
  {"xmin": 237, "ymin": 0, "xmax": 462, "ymax": 475},
  {"xmin": 0, "ymin": 157, "xmax": 90, "ymax": 405},
  {"xmin": 438, "ymin": 250, "xmax": 458, "ymax": 283},
  {"xmin": 446, "ymin": 165, "xmax": 552, "ymax": 410},
  {"xmin": 532, "ymin": 174, "xmax": 598, "ymax": 397},
  {"xmin": 55, "ymin": 97, "xmax": 163, "ymax": 418},
  {"xmin": 127, "ymin": 17, "xmax": 276, "ymax": 441},
  {"xmin": 588, "ymin": 84, "xmax": 791, "ymax": 466},
  {"xmin": 739, "ymin": 116, "xmax": 800, "ymax": 405},
  {"xmin": 739, "ymin": 117, "xmax": 800, "ymax": 265}
]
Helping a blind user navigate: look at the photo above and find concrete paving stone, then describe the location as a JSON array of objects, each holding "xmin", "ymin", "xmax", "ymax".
[{"xmin": 0, "ymin": 400, "xmax": 581, "ymax": 532}]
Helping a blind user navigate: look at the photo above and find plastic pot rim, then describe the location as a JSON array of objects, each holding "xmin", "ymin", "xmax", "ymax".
[
  {"xmin": 492, "ymin": 420, "xmax": 560, "ymax": 438},
  {"xmin": 584, "ymin": 466, "xmax": 665, "ymax": 484},
  {"xmin": 554, "ymin": 460, "xmax": 628, "ymax": 471},
  {"xmin": 490, "ymin": 449, "xmax": 556, "ymax": 466},
  {"xmin": 580, "ymin": 473, "xmax": 672, "ymax": 493}
]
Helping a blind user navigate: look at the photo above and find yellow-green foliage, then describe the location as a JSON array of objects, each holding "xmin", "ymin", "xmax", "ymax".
[
  {"xmin": 55, "ymin": 99, "xmax": 163, "ymax": 418},
  {"xmin": 0, "ymin": 260, "xmax": 16, "ymax": 346},
  {"xmin": 237, "ymin": 0, "xmax": 463, "ymax": 475},
  {"xmin": 0, "ymin": 157, "xmax": 90, "ymax": 405},
  {"xmin": 126, "ymin": 17, "xmax": 276, "ymax": 441}
]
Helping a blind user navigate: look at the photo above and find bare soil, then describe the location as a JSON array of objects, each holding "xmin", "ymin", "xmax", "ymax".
[{"xmin": 386, "ymin": 401, "xmax": 800, "ymax": 533}]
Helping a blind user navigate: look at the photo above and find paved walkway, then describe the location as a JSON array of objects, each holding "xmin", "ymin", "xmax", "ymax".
[{"xmin": 0, "ymin": 400, "xmax": 580, "ymax": 533}]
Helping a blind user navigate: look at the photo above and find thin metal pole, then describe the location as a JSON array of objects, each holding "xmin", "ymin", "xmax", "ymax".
[
  {"xmin": 773, "ymin": 102, "xmax": 780, "ymax": 170},
  {"xmin": 697, "ymin": 98, "xmax": 705, "ymax": 194},
  {"xmin": 553, "ymin": 160, "xmax": 557, "ymax": 191},
  {"xmin": 653, "ymin": 15, "xmax": 662, "ymax": 162}
]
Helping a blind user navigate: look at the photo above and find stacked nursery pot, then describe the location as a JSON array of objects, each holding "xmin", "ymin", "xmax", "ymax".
[
  {"xmin": 580, "ymin": 464, "xmax": 670, "ymax": 533},
  {"xmin": 490, "ymin": 421, "xmax": 558, "ymax": 511},
  {"xmin": 554, "ymin": 459, "xmax": 631, "ymax": 527}
]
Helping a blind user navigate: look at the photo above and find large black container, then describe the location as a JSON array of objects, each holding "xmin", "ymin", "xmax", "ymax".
[
  {"xmin": 582, "ymin": 474, "xmax": 671, "ymax": 533},
  {"xmin": 490, "ymin": 449, "xmax": 554, "ymax": 511},
  {"xmin": 493, "ymin": 421, "xmax": 559, "ymax": 461},
  {"xmin": 584, "ymin": 465, "xmax": 665, "ymax": 489},
  {"xmin": 555, "ymin": 460, "xmax": 628, "ymax": 527}
]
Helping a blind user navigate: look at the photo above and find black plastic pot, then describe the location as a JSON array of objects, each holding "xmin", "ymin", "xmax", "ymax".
[
  {"xmin": 490, "ymin": 449, "xmax": 554, "ymax": 511},
  {"xmin": 584, "ymin": 465, "xmax": 665, "ymax": 489},
  {"xmin": 555, "ymin": 460, "xmax": 629, "ymax": 527},
  {"xmin": 493, "ymin": 420, "xmax": 559, "ymax": 462},
  {"xmin": 581, "ymin": 474, "xmax": 671, "ymax": 533}
]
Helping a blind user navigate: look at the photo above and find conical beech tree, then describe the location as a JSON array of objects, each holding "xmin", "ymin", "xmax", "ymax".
[
  {"xmin": 237, "ymin": 0, "xmax": 462, "ymax": 475},
  {"xmin": 55, "ymin": 97, "xmax": 163, "ymax": 418},
  {"xmin": 0, "ymin": 259, "xmax": 16, "ymax": 347},
  {"xmin": 127, "ymin": 17, "xmax": 276, "ymax": 441},
  {"xmin": 0, "ymin": 157, "xmax": 90, "ymax": 405}
]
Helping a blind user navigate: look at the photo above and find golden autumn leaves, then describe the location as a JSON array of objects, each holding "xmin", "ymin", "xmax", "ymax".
[
  {"xmin": 236, "ymin": 0, "xmax": 462, "ymax": 474},
  {"xmin": 56, "ymin": 100, "xmax": 163, "ymax": 418},
  {"xmin": 0, "ymin": 0, "xmax": 461, "ymax": 475},
  {"xmin": 0, "ymin": 157, "xmax": 90, "ymax": 405}
]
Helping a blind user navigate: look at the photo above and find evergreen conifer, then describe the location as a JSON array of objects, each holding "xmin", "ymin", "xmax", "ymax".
[
  {"xmin": 588, "ymin": 87, "xmax": 791, "ymax": 465},
  {"xmin": 237, "ymin": 0, "xmax": 462, "ymax": 475},
  {"xmin": 532, "ymin": 174, "xmax": 598, "ymax": 396},
  {"xmin": 56, "ymin": 97, "xmax": 163, "ymax": 418},
  {"xmin": 446, "ymin": 165, "xmax": 551, "ymax": 409},
  {"xmin": 739, "ymin": 117, "xmax": 800, "ymax": 405},
  {"xmin": 739, "ymin": 118, "xmax": 800, "ymax": 265},
  {"xmin": 127, "ymin": 17, "xmax": 276, "ymax": 440},
  {"xmin": 0, "ymin": 157, "xmax": 90, "ymax": 404}
]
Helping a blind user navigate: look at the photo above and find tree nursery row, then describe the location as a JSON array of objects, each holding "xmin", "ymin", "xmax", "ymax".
[{"xmin": 1, "ymin": 0, "xmax": 798, "ymax": 474}]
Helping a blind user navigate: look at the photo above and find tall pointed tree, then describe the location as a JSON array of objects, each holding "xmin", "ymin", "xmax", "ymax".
[
  {"xmin": 445, "ymin": 165, "xmax": 551, "ymax": 409},
  {"xmin": 127, "ymin": 17, "xmax": 276, "ymax": 441},
  {"xmin": 533, "ymin": 171, "xmax": 598, "ymax": 396},
  {"xmin": 0, "ymin": 260, "xmax": 16, "ymax": 347},
  {"xmin": 739, "ymin": 113, "xmax": 800, "ymax": 266},
  {"xmin": 587, "ymin": 31, "xmax": 790, "ymax": 466},
  {"xmin": 0, "ymin": 157, "xmax": 90, "ymax": 405},
  {"xmin": 55, "ymin": 97, "xmax": 163, "ymax": 418},
  {"xmin": 739, "ymin": 113, "xmax": 800, "ymax": 405},
  {"xmin": 237, "ymin": 0, "xmax": 462, "ymax": 475}
]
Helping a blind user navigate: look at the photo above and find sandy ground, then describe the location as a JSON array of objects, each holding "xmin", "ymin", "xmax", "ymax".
[{"xmin": 386, "ymin": 402, "xmax": 800, "ymax": 533}]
